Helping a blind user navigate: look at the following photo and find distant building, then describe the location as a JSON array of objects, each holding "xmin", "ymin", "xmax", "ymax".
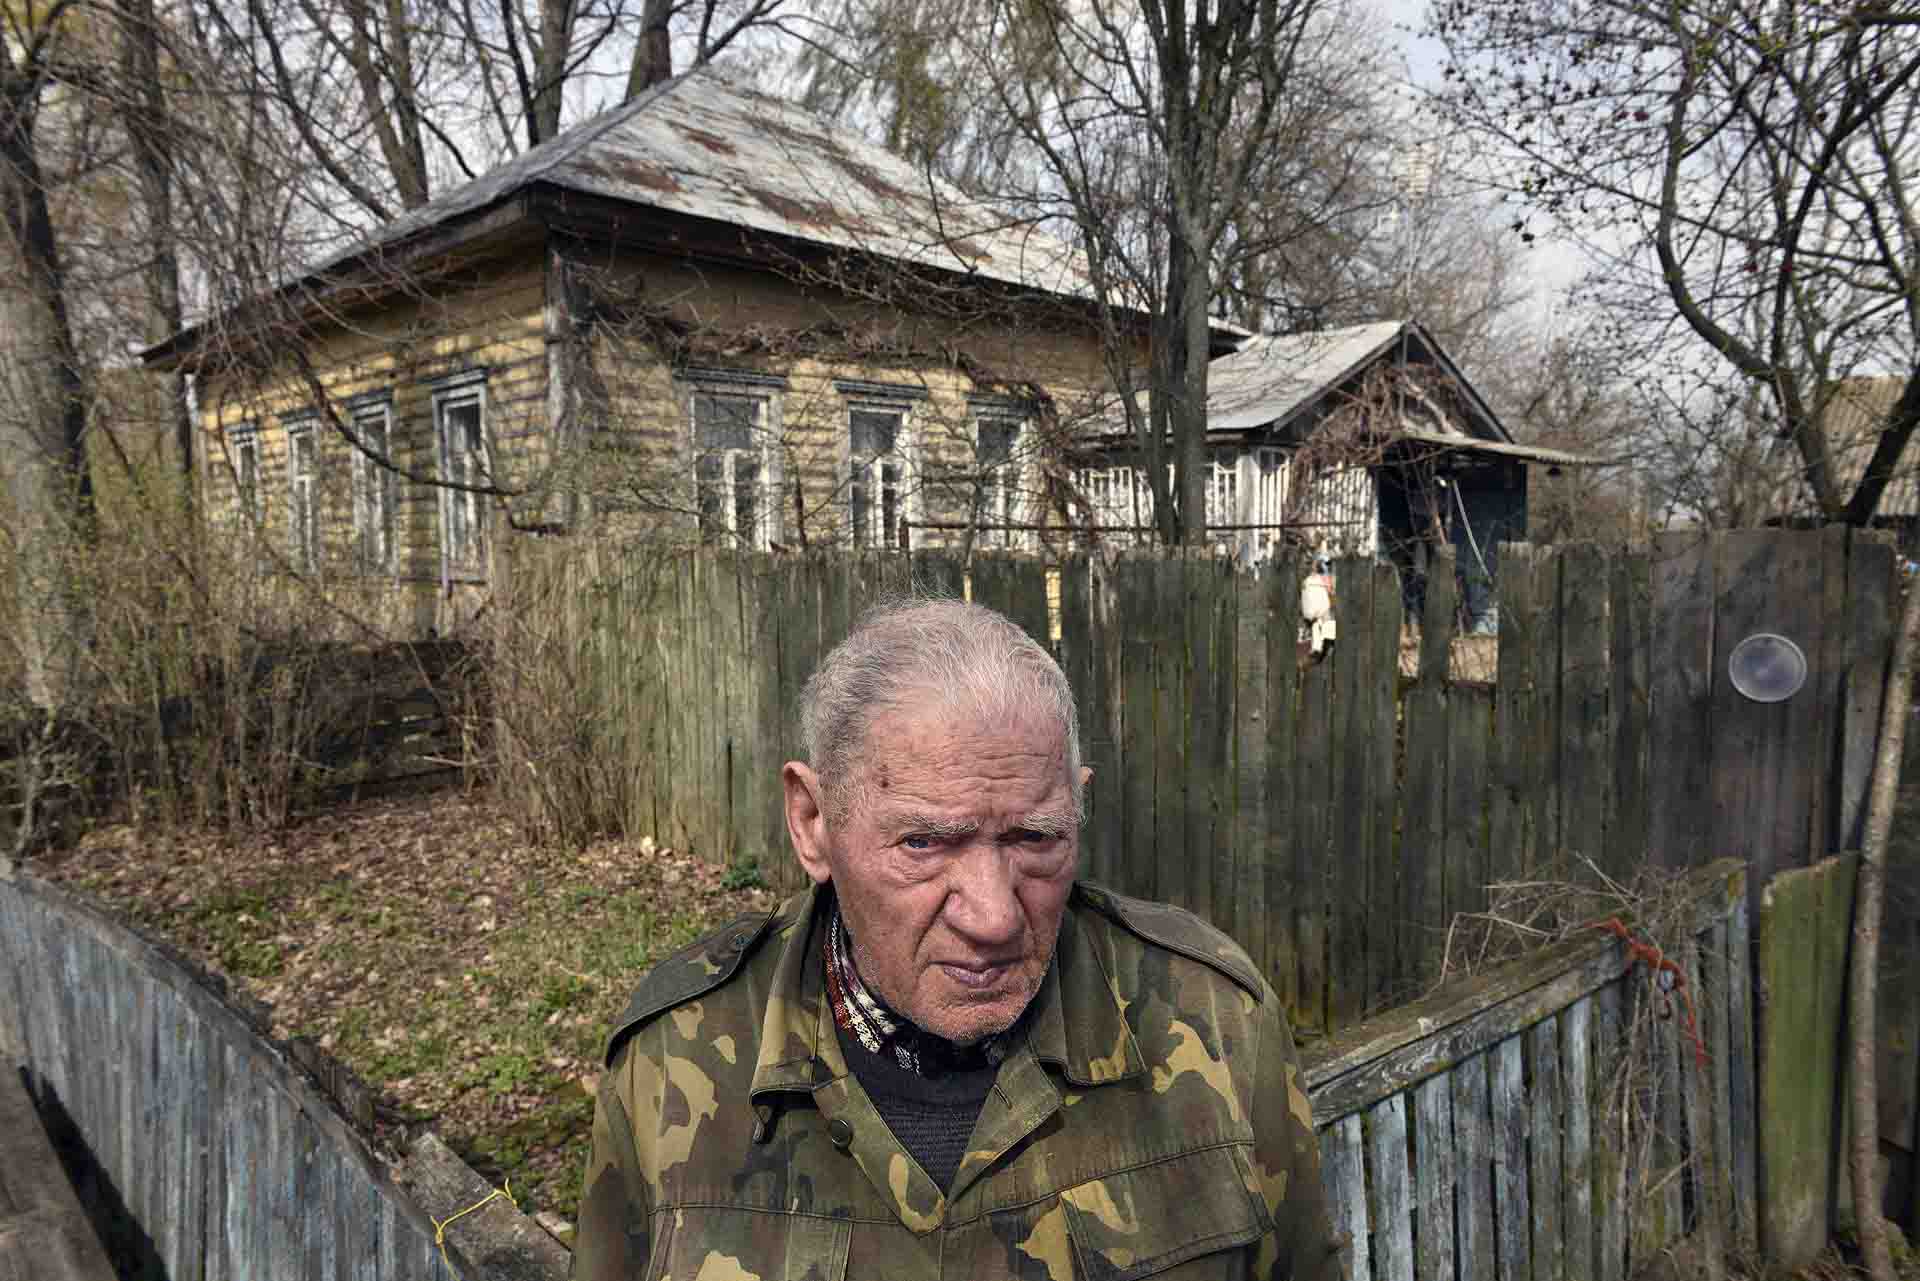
[{"xmin": 1073, "ymin": 320, "xmax": 1595, "ymax": 629}]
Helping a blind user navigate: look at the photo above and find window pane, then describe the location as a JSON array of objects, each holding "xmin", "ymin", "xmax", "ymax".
[
  {"xmin": 851, "ymin": 466, "xmax": 870, "ymax": 545},
  {"xmin": 734, "ymin": 455, "xmax": 760, "ymax": 545},
  {"xmin": 851, "ymin": 409, "xmax": 899, "ymax": 457},
  {"xmin": 696, "ymin": 453, "xmax": 725, "ymax": 540},
  {"xmin": 880, "ymin": 461, "xmax": 899, "ymax": 547},
  {"xmin": 978, "ymin": 419, "xmax": 1018, "ymax": 465},
  {"xmin": 694, "ymin": 394, "xmax": 756, "ymax": 451}
]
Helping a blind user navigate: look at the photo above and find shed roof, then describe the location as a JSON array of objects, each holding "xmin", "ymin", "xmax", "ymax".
[
  {"xmin": 1205, "ymin": 321, "xmax": 1417, "ymax": 433},
  {"xmin": 304, "ymin": 68, "xmax": 1087, "ymax": 299}
]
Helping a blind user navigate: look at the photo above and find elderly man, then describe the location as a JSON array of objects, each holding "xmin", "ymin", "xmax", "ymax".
[{"xmin": 574, "ymin": 598, "xmax": 1340, "ymax": 1280}]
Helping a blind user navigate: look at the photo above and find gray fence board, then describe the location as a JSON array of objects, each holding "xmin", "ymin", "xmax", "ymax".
[
  {"xmin": 1413, "ymin": 1074, "xmax": 1457, "ymax": 1281},
  {"xmin": 1325, "ymin": 1114, "xmax": 1370, "ymax": 1281},
  {"xmin": 1563, "ymin": 995, "xmax": 1596, "ymax": 1281},
  {"xmin": 1371, "ymin": 1092, "xmax": 1415, "ymax": 1281}
]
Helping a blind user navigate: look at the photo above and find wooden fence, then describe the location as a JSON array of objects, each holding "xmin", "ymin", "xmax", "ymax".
[
  {"xmin": 0, "ymin": 872, "xmax": 467, "ymax": 1280},
  {"xmin": 509, "ymin": 528, "xmax": 1894, "ymax": 1036},
  {"xmin": 1303, "ymin": 862, "xmax": 1756, "ymax": 1281}
]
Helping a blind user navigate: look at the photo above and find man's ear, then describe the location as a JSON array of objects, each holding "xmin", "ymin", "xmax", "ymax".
[
  {"xmin": 1079, "ymin": 765, "xmax": 1093, "ymax": 789},
  {"xmin": 783, "ymin": 762, "xmax": 834, "ymax": 886}
]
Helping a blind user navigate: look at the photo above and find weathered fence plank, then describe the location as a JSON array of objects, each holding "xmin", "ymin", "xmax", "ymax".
[
  {"xmin": 1490, "ymin": 545, "xmax": 1539, "ymax": 888},
  {"xmin": 1232, "ymin": 572, "xmax": 1271, "ymax": 977},
  {"xmin": 1558, "ymin": 543, "xmax": 1609, "ymax": 882},
  {"xmin": 1531, "ymin": 1016, "xmax": 1567, "ymax": 1281},
  {"xmin": 1607, "ymin": 552, "xmax": 1651, "ymax": 882},
  {"xmin": 1757, "ymin": 853, "xmax": 1858, "ymax": 1266},
  {"xmin": 1593, "ymin": 980, "xmax": 1627, "ymax": 1281},
  {"xmin": 1413, "ymin": 1074, "xmax": 1457, "ymax": 1281},
  {"xmin": 1647, "ymin": 533, "xmax": 1715, "ymax": 869},
  {"xmin": 1324, "ymin": 1115, "xmax": 1370, "ymax": 1281},
  {"xmin": 1369, "ymin": 1092, "xmax": 1415, "ymax": 1281},
  {"xmin": 1492, "ymin": 1035, "xmax": 1533, "ymax": 1281},
  {"xmin": 1367, "ymin": 560, "xmax": 1403, "ymax": 1012},
  {"xmin": 1296, "ymin": 653, "xmax": 1335, "ymax": 1035},
  {"xmin": 1403, "ymin": 550, "xmax": 1456, "ymax": 988},
  {"xmin": 1452, "ymin": 1052, "xmax": 1497, "ymax": 1281},
  {"xmin": 1563, "ymin": 995, "xmax": 1596, "ymax": 1281}
]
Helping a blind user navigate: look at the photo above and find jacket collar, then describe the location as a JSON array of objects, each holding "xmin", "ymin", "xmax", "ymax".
[{"xmin": 748, "ymin": 881, "xmax": 1146, "ymax": 1098}]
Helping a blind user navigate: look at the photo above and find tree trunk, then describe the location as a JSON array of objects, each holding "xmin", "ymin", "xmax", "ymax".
[
  {"xmin": 0, "ymin": 83, "xmax": 95, "ymax": 710},
  {"xmin": 1175, "ymin": 234, "xmax": 1211, "ymax": 549},
  {"xmin": 531, "ymin": 0, "xmax": 575, "ymax": 144},
  {"xmin": 1849, "ymin": 564, "xmax": 1917, "ymax": 1281},
  {"xmin": 119, "ymin": 0, "xmax": 196, "ymax": 504},
  {"xmin": 626, "ymin": 0, "xmax": 674, "ymax": 100}
]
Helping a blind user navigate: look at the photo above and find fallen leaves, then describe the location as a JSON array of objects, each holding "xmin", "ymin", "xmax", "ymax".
[{"xmin": 39, "ymin": 786, "xmax": 778, "ymax": 1220}]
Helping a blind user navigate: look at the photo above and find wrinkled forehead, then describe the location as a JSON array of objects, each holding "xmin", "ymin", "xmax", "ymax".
[{"xmin": 844, "ymin": 695, "xmax": 1073, "ymax": 791}]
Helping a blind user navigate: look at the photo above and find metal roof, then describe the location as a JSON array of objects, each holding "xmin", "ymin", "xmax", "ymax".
[
  {"xmin": 307, "ymin": 67, "xmax": 1090, "ymax": 298},
  {"xmin": 1205, "ymin": 321, "xmax": 1412, "ymax": 433},
  {"xmin": 1082, "ymin": 318, "xmax": 1606, "ymax": 466}
]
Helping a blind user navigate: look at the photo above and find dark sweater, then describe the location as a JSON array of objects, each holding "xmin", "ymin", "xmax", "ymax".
[{"xmin": 835, "ymin": 1024, "xmax": 998, "ymax": 1193}]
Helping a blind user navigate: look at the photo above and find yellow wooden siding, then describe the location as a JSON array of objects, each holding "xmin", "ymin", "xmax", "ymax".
[
  {"xmin": 194, "ymin": 258, "xmax": 547, "ymax": 629},
  {"xmin": 575, "ymin": 247, "xmax": 1115, "ymax": 550}
]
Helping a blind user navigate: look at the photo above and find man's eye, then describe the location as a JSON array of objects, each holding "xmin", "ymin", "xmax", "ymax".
[
  {"xmin": 902, "ymin": 834, "xmax": 936, "ymax": 851},
  {"xmin": 1009, "ymin": 828, "xmax": 1055, "ymax": 845}
]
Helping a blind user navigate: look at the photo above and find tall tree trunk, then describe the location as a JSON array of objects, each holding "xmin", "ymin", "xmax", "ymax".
[
  {"xmin": 0, "ymin": 83, "xmax": 95, "ymax": 709},
  {"xmin": 626, "ymin": 0, "xmax": 674, "ymax": 100},
  {"xmin": 1174, "ymin": 233, "xmax": 1211, "ymax": 549},
  {"xmin": 1849, "ymin": 568, "xmax": 1918, "ymax": 1281},
  {"xmin": 531, "ymin": 0, "xmax": 576, "ymax": 144},
  {"xmin": 119, "ymin": 0, "xmax": 195, "ymax": 505}
]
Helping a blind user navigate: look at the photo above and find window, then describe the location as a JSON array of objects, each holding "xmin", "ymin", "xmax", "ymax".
[
  {"xmin": 352, "ymin": 400, "xmax": 396, "ymax": 574},
  {"xmin": 1204, "ymin": 453, "xmax": 1241, "ymax": 531},
  {"xmin": 434, "ymin": 378, "xmax": 489, "ymax": 580},
  {"xmin": 849, "ymin": 406, "xmax": 913, "ymax": 549},
  {"xmin": 692, "ymin": 390, "xmax": 773, "ymax": 549},
  {"xmin": 286, "ymin": 423, "xmax": 320, "ymax": 571},
  {"xmin": 230, "ymin": 427, "xmax": 262, "ymax": 526},
  {"xmin": 974, "ymin": 413, "xmax": 1030, "ymax": 550}
]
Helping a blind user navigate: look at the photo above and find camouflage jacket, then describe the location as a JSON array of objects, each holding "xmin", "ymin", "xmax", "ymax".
[{"xmin": 572, "ymin": 882, "xmax": 1341, "ymax": 1281}]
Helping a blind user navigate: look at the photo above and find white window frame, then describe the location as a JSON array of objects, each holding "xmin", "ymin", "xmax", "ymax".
[
  {"xmin": 229, "ymin": 425, "xmax": 262, "ymax": 529},
  {"xmin": 285, "ymin": 419, "xmax": 320, "ymax": 571},
  {"xmin": 433, "ymin": 372, "xmax": 490, "ymax": 582},
  {"xmin": 351, "ymin": 397, "xmax": 397, "ymax": 575},
  {"xmin": 683, "ymin": 374, "xmax": 782, "ymax": 551},
  {"xmin": 843, "ymin": 388, "xmax": 921, "ymax": 550},
  {"xmin": 972, "ymin": 408, "xmax": 1032, "ymax": 551}
]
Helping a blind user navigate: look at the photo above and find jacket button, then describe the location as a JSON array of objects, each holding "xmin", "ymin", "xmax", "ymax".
[{"xmin": 827, "ymin": 1118, "xmax": 853, "ymax": 1149}]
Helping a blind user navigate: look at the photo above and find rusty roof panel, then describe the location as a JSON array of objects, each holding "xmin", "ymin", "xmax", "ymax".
[{"xmin": 329, "ymin": 68, "xmax": 1089, "ymax": 298}]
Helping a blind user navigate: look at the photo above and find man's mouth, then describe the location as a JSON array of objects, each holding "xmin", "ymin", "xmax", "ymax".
[{"xmin": 937, "ymin": 960, "xmax": 1016, "ymax": 990}]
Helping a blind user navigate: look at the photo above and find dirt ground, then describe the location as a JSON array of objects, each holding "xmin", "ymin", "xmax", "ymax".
[{"xmin": 36, "ymin": 788, "xmax": 776, "ymax": 1225}]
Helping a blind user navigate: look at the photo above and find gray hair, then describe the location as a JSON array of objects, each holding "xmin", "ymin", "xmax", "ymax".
[{"xmin": 799, "ymin": 596, "xmax": 1083, "ymax": 822}]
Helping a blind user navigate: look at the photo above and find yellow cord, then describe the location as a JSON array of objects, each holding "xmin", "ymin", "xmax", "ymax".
[{"xmin": 433, "ymin": 1179, "xmax": 519, "ymax": 1273}]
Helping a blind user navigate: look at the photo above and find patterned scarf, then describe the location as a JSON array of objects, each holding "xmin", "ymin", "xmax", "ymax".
[{"xmin": 822, "ymin": 901, "xmax": 1011, "ymax": 1076}]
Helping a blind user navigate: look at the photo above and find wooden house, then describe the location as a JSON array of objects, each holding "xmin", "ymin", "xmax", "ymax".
[
  {"xmin": 1073, "ymin": 320, "xmax": 1594, "ymax": 629},
  {"xmin": 142, "ymin": 69, "xmax": 1152, "ymax": 635}
]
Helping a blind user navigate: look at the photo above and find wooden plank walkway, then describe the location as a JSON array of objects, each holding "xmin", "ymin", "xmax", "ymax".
[{"xmin": 0, "ymin": 1067, "xmax": 115, "ymax": 1281}]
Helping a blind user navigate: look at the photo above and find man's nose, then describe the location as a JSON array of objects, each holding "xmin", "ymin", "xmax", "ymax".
[{"xmin": 944, "ymin": 845, "xmax": 1024, "ymax": 945}]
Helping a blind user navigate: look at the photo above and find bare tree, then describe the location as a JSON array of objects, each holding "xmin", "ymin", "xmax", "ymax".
[
  {"xmin": 1431, "ymin": 0, "xmax": 1920, "ymax": 529},
  {"xmin": 1, "ymin": 0, "xmax": 97, "ymax": 709}
]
